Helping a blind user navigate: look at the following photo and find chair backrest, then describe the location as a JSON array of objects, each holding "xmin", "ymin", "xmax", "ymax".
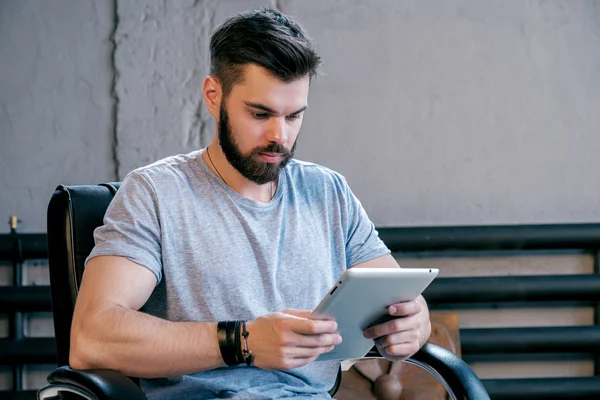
[{"xmin": 47, "ymin": 183, "xmax": 121, "ymax": 366}]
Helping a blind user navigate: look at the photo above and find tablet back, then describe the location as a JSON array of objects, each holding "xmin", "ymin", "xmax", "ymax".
[{"xmin": 311, "ymin": 268, "xmax": 439, "ymax": 361}]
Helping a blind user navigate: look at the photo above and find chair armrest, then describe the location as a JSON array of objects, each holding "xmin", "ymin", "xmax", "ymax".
[
  {"xmin": 407, "ymin": 343, "xmax": 490, "ymax": 400},
  {"xmin": 348, "ymin": 343, "xmax": 489, "ymax": 400},
  {"xmin": 362, "ymin": 343, "xmax": 489, "ymax": 400},
  {"xmin": 37, "ymin": 366, "xmax": 147, "ymax": 400}
]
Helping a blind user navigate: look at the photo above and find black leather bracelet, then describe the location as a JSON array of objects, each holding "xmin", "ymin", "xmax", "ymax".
[
  {"xmin": 233, "ymin": 320, "xmax": 243, "ymax": 364},
  {"xmin": 217, "ymin": 321, "xmax": 239, "ymax": 366},
  {"xmin": 227, "ymin": 321, "xmax": 238, "ymax": 364},
  {"xmin": 240, "ymin": 320, "xmax": 254, "ymax": 366}
]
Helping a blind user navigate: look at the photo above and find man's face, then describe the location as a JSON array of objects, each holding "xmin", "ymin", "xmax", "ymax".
[{"xmin": 218, "ymin": 64, "xmax": 310, "ymax": 185}]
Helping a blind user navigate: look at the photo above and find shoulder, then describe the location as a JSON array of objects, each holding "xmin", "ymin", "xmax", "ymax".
[
  {"xmin": 286, "ymin": 158, "xmax": 350, "ymax": 190},
  {"xmin": 132, "ymin": 150, "xmax": 201, "ymax": 180},
  {"xmin": 120, "ymin": 150, "xmax": 203, "ymax": 191}
]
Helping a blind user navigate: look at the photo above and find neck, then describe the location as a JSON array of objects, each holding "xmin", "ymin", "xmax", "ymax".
[{"xmin": 204, "ymin": 142, "xmax": 278, "ymax": 203}]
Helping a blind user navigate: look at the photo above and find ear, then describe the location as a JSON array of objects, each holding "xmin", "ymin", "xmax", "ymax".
[{"xmin": 202, "ymin": 75, "xmax": 221, "ymax": 119}]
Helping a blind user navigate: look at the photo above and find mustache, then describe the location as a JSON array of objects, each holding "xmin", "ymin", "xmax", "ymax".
[{"xmin": 251, "ymin": 143, "xmax": 292, "ymax": 157}]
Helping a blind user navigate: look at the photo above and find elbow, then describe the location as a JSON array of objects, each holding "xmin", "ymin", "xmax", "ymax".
[
  {"xmin": 69, "ymin": 349, "xmax": 92, "ymax": 371},
  {"xmin": 69, "ymin": 333, "xmax": 95, "ymax": 370},
  {"xmin": 69, "ymin": 324, "xmax": 104, "ymax": 370}
]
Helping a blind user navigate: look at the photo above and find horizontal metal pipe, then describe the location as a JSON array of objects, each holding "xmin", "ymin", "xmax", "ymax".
[
  {"xmin": 378, "ymin": 223, "xmax": 600, "ymax": 252},
  {"xmin": 2, "ymin": 275, "xmax": 600, "ymax": 314},
  {"xmin": 5, "ymin": 326, "xmax": 595, "ymax": 365},
  {"xmin": 0, "ymin": 234, "xmax": 48, "ymax": 260},
  {"xmin": 482, "ymin": 376, "xmax": 600, "ymax": 399},
  {"xmin": 430, "ymin": 300, "xmax": 596, "ymax": 311},
  {"xmin": 1, "ymin": 379, "xmax": 599, "ymax": 400},
  {"xmin": 1, "ymin": 275, "xmax": 599, "ymax": 314},
  {"xmin": 0, "ymin": 286, "xmax": 52, "ymax": 312},
  {"xmin": 369, "ymin": 326, "xmax": 600, "ymax": 360},
  {"xmin": 2, "ymin": 333, "xmax": 600, "ymax": 399},
  {"xmin": 463, "ymin": 352, "xmax": 594, "ymax": 364},
  {"xmin": 4, "ymin": 223, "xmax": 600, "ymax": 260},
  {"xmin": 0, "ymin": 338, "xmax": 56, "ymax": 365},
  {"xmin": 0, "ymin": 390, "xmax": 39, "ymax": 400},
  {"xmin": 461, "ymin": 326, "xmax": 600, "ymax": 355},
  {"xmin": 424, "ymin": 274, "xmax": 600, "ymax": 304}
]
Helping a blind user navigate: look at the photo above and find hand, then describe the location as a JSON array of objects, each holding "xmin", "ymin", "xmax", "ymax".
[
  {"xmin": 363, "ymin": 296, "xmax": 431, "ymax": 361},
  {"xmin": 245, "ymin": 309, "xmax": 342, "ymax": 370}
]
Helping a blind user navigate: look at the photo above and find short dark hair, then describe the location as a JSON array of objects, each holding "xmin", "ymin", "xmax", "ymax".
[{"xmin": 209, "ymin": 8, "xmax": 321, "ymax": 99}]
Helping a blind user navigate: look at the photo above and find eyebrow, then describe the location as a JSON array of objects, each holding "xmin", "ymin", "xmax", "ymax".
[{"xmin": 244, "ymin": 101, "xmax": 307, "ymax": 116}]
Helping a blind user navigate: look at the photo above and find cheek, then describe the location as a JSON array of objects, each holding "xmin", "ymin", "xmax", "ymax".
[
  {"xmin": 287, "ymin": 122, "xmax": 302, "ymax": 142},
  {"xmin": 231, "ymin": 118, "xmax": 264, "ymax": 147}
]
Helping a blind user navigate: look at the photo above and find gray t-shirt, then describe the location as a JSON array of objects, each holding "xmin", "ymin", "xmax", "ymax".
[{"xmin": 87, "ymin": 149, "xmax": 390, "ymax": 399}]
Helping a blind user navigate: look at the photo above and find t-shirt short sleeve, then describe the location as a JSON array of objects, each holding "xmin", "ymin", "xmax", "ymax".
[
  {"xmin": 86, "ymin": 170, "xmax": 163, "ymax": 283},
  {"xmin": 341, "ymin": 177, "xmax": 391, "ymax": 267}
]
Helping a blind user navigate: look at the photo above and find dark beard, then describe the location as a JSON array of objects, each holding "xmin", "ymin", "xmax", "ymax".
[{"xmin": 218, "ymin": 105, "xmax": 297, "ymax": 185}]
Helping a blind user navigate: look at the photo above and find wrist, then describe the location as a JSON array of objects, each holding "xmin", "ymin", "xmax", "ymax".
[
  {"xmin": 217, "ymin": 321, "xmax": 242, "ymax": 366},
  {"xmin": 216, "ymin": 320, "xmax": 254, "ymax": 367}
]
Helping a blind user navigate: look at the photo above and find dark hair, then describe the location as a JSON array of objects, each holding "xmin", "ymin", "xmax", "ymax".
[{"xmin": 209, "ymin": 8, "xmax": 321, "ymax": 99}]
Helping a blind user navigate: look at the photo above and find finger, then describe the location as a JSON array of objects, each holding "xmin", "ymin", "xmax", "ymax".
[
  {"xmin": 374, "ymin": 330, "xmax": 419, "ymax": 348},
  {"xmin": 388, "ymin": 300, "xmax": 420, "ymax": 317},
  {"xmin": 377, "ymin": 342, "xmax": 421, "ymax": 359},
  {"xmin": 287, "ymin": 317, "xmax": 338, "ymax": 335},
  {"xmin": 290, "ymin": 332, "xmax": 342, "ymax": 348},
  {"xmin": 286, "ymin": 344, "xmax": 336, "ymax": 359},
  {"xmin": 363, "ymin": 314, "xmax": 420, "ymax": 339}
]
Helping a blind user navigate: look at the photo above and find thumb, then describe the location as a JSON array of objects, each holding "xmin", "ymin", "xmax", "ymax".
[{"xmin": 282, "ymin": 309, "xmax": 312, "ymax": 319}]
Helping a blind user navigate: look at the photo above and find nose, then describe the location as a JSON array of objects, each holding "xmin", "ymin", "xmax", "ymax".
[{"xmin": 266, "ymin": 117, "xmax": 287, "ymax": 144}]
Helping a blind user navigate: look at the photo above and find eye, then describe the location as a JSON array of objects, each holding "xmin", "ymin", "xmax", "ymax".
[
  {"xmin": 286, "ymin": 113, "xmax": 302, "ymax": 121},
  {"xmin": 252, "ymin": 112, "xmax": 269, "ymax": 120}
]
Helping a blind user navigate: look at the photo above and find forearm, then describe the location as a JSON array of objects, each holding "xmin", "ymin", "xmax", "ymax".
[{"xmin": 70, "ymin": 305, "xmax": 224, "ymax": 378}]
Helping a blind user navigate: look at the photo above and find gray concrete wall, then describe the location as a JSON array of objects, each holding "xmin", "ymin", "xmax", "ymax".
[
  {"xmin": 114, "ymin": 0, "xmax": 268, "ymax": 175},
  {"xmin": 2, "ymin": 0, "xmax": 600, "ymax": 231},
  {"xmin": 288, "ymin": 0, "xmax": 600, "ymax": 226},
  {"xmin": 1, "ymin": 0, "xmax": 600, "ymax": 391},
  {"xmin": 0, "ymin": 0, "xmax": 116, "ymax": 232},
  {"xmin": 116, "ymin": 0, "xmax": 600, "ymax": 226}
]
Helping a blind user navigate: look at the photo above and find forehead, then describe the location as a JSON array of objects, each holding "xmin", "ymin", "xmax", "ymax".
[{"xmin": 227, "ymin": 64, "xmax": 309, "ymax": 111}]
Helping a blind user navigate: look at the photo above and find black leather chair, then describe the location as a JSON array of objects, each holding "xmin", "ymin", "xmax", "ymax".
[{"xmin": 38, "ymin": 183, "xmax": 490, "ymax": 400}]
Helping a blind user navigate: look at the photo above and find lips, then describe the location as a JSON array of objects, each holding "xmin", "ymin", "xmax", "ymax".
[{"xmin": 258, "ymin": 152, "xmax": 284, "ymax": 162}]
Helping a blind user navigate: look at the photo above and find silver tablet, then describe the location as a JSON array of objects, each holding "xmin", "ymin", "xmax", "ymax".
[{"xmin": 310, "ymin": 267, "xmax": 439, "ymax": 361}]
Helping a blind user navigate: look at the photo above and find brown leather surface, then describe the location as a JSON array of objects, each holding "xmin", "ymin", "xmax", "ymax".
[{"xmin": 334, "ymin": 312, "xmax": 461, "ymax": 400}]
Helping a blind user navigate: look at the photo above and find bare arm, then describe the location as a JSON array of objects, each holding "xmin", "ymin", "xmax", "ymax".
[
  {"xmin": 70, "ymin": 256, "xmax": 340, "ymax": 378},
  {"xmin": 69, "ymin": 256, "xmax": 225, "ymax": 378}
]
